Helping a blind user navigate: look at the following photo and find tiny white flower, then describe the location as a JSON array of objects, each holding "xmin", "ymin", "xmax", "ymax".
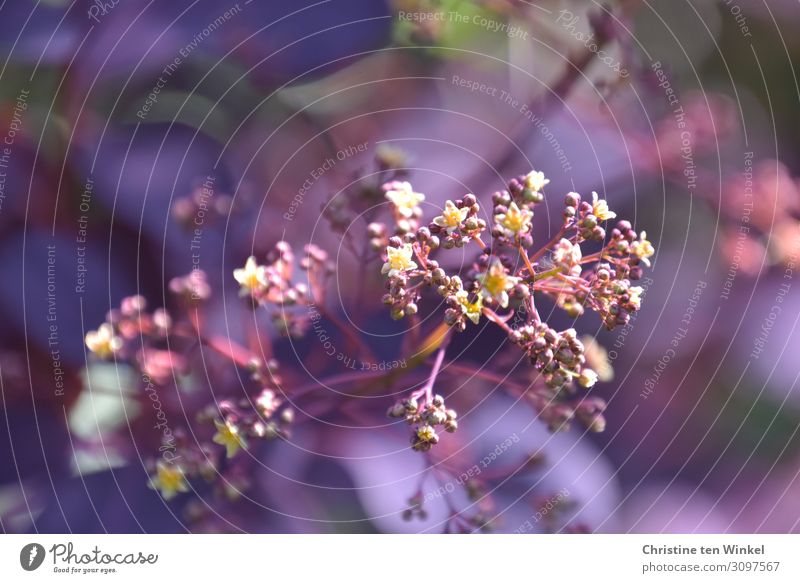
[
  {"xmin": 384, "ymin": 181, "xmax": 425, "ymax": 218},
  {"xmin": 433, "ymin": 200, "xmax": 469, "ymax": 234},
  {"xmin": 591, "ymin": 191, "xmax": 616, "ymax": 221},
  {"xmin": 495, "ymin": 202, "xmax": 533, "ymax": 236},
  {"xmin": 85, "ymin": 323, "xmax": 123, "ymax": 359},
  {"xmin": 524, "ymin": 170, "xmax": 550, "ymax": 193},
  {"xmin": 455, "ymin": 289, "xmax": 483, "ymax": 325},
  {"xmin": 381, "ymin": 243, "xmax": 418, "ymax": 276},
  {"xmin": 578, "ymin": 369, "xmax": 599, "ymax": 388},
  {"xmin": 233, "ymin": 256, "xmax": 267, "ymax": 296},
  {"xmin": 476, "ymin": 260, "xmax": 520, "ymax": 308}
]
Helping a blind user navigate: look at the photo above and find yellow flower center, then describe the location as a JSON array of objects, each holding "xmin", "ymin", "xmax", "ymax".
[
  {"xmin": 455, "ymin": 289, "xmax": 483, "ymax": 324},
  {"xmin": 157, "ymin": 465, "xmax": 184, "ymax": 491},
  {"xmin": 417, "ymin": 426, "xmax": 436, "ymax": 441},
  {"xmin": 499, "ymin": 203, "xmax": 530, "ymax": 233},
  {"xmin": 441, "ymin": 202, "xmax": 464, "ymax": 227},
  {"xmin": 234, "ymin": 257, "xmax": 265, "ymax": 292},
  {"xmin": 85, "ymin": 324, "xmax": 121, "ymax": 358},
  {"xmin": 242, "ymin": 271, "xmax": 261, "ymax": 290},
  {"xmin": 633, "ymin": 239, "xmax": 654, "ymax": 258}
]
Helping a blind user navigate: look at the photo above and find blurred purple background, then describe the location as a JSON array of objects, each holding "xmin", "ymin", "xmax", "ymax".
[{"xmin": 2, "ymin": 0, "xmax": 800, "ymax": 533}]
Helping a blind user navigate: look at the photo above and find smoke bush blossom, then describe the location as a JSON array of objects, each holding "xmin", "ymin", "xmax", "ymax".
[
  {"xmin": 377, "ymin": 169, "xmax": 654, "ymax": 452},
  {"xmin": 84, "ymin": 153, "xmax": 652, "ymax": 533}
]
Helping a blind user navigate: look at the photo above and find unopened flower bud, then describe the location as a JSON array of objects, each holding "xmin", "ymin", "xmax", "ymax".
[{"xmin": 565, "ymin": 192, "xmax": 580, "ymax": 207}]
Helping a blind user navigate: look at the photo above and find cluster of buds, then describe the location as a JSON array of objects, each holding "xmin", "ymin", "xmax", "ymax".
[
  {"xmin": 402, "ymin": 492, "xmax": 428, "ymax": 521},
  {"xmin": 510, "ymin": 325, "xmax": 596, "ymax": 390},
  {"xmin": 442, "ymin": 276, "xmax": 482, "ymax": 332},
  {"xmin": 85, "ymin": 295, "xmax": 171, "ymax": 360},
  {"xmin": 388, "ymin": 393, "xmax": 458, "ymax": 452},
  {"xmin": 196, "ymin": 390, "xmax": 294, "ymax": 459},
  {"xmin": 146, "ymin": 384, "xmax": 293, "ymax": 503},
  {"xmin": 575, "ymin": 397, "xmax": 607, "ymax": 433},
  {"xmin": 169, "ymin": 269, "xmax": 212, "ymax": 304},
  {"xmin": 147, "ymin": 418, "xmax": 247, "ymax": 501},
  {"xmin": 536, "ymin": 394, "xmax": 608, "ymax": 434},
  {"xmin": 570, "ymin": 220, "xmax": 654, "ymax": 329},
  {"xmin": 234, "ymin": 241, "xmax": 308, "ymax": 305},
  {"xmin": 586, "ymin": 267, "xmax": 645, "ymax": 329},
  {"xmin": 246, "ymin": 355, "xmax": 282, "ymax": 389},
  {"xmin": 514, "ymin": 337, "xmax": 615, "ymax": 436}
]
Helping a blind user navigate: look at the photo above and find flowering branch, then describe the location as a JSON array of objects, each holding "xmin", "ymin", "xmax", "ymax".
[
  {"xmin": 81, "ymin": 150, "xmax": 653, "ymax": 516},
  {"xmin": 376, "ymin": 169, "xmax": 654, "ymax": 449}
]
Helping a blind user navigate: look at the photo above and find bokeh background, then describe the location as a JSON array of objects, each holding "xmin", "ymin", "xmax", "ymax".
[{"xmin": 2, "ymin": 0, "xmax": 800, "ymax": 533}]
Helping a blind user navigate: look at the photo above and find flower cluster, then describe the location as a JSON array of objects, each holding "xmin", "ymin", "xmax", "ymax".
[
  {"xmin": 379, "ymin": 237, "xmax": 426, "ymax": 320},
  {"xmin": 200, "ymin": 386, "xmax": 294, "ymax": 458},
  {"xmin": 85, "ymin": 295, "xmax": 170, "ymax": 362},
  {"xmin": 388, "ymin": 393, "xmax": 458, "ymax": 452},
  {"xmin": 86, "ymin": 150, "xmax": 652, "ymax": 531},
  {"xmin": 233, "ymin": 241, "xmax": 309, "ymax": 305},
  {"xmin": 377, "ymin": 169, "xmax": 654, "ymax": 449},
  {"xmin": 490, "ymin": 172, "xmax": 544, "ymax": 247},
  {"xmin": 232, "ymin": 241, "xmax": 333, "ymax": 337},
  {"xmin": 147, "ymin": 362, "xmax": 293, "ymax": 501},
  {"xmin": 86, "ymin": 281, "xmax": 295, "ymax": 504},
  {"xmin": 510, "ymin": 326, "xmax": 593, "ymax": 389}
]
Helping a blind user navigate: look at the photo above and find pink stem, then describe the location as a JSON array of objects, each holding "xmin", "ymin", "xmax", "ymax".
[{"xmin": 411, "ymin": 343, "xmax": 448, "ymax": 404}]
